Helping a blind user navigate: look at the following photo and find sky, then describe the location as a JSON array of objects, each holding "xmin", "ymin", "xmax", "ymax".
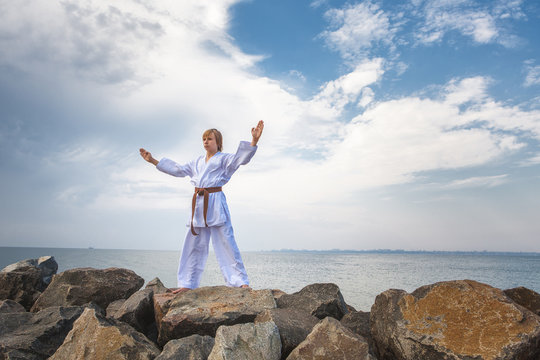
[{"xmin": 1, "ymin": 0, "xmax": 539, "ymax": 252}]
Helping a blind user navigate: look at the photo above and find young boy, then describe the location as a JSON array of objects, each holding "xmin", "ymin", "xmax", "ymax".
[{"xmin": 140, "ymin": 120, "xmax": 264, "ymax": 293}]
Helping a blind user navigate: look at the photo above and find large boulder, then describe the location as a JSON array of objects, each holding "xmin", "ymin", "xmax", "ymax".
[
  {"xmin": 155, "ymin": 335, "xmax": 215, "ymax": 360},
  {"xmin": 208, "ymin": 321, "xmax": 281, "ymax": 360},
  {"xmin": 0, "ymin": 299, "xmax": 26, "ymax": 314},
  {"xmin": 340, "ymin": 310, "xmax": 375, "ymax": 355},
  {"xmin": 504, "ymin": 286, "xmax": 540, "ymax": 316},
  {"xmin": 255, "ymin": 308, "xmax": 319, "ymax": 359},
  {"xmin": 112, "ymin": 288, "xmax": 156, "ymax": 341},
  {"xmin": 154, "ymin": 286, "xmax": 276, "ymax": 346},
  {"xmin": 276, "ymin": 283, "xmax": 348, "ymax": 320},
  {"xmin": 371, "ymin": 280, "xmax": 540, "ymax": 360},
  {"xmin": 31, "ymin": 267, "xmax": 144, "ymax": 312},
  {"xmin": 49, "ymin": 307, "xmax": 160, "ymax": 360},
  {"xmin": 1, "ymin": 256, "xmax": 58, "ymax": 285},
  {"xmin": 145, "ymin": 277, "xmax": 170, "ymax": 295},
  {"xmin": 0, "ymin": 257, "xmax": 58, "ymax": 310},
  {"xmin": 0, "ymin": 306, "xmax": 84, "ymax": 360},
  {"xmin": 286, "ymin": 316, "xmax": 373, "ymax": 360}
]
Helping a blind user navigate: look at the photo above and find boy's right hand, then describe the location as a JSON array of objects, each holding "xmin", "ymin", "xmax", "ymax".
[{"xmin": 140, "ymin": 148, "xmax": 157, "ymax": 165}]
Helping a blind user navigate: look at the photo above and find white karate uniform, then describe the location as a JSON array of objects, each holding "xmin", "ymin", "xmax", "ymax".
[{"xmin": 156, "ymin": 141, "xmax": 256, "ymax": 288}]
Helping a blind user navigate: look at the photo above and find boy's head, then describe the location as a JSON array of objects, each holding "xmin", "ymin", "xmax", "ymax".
[{"xmin": 202, "ymin": 128, "xmax": 223, "ymax": 152}]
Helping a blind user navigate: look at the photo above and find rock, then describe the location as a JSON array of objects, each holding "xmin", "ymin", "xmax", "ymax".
[
  {"xmin": 0, "ymin": 306, "xmax": 84, "ymax": 359},
  {"xmin": 0, "ymin": 299, "xmax": 26, "ymax": 313},
  {"xmin": 255, "ymin": 308, "xmax": 319, "ymax": 359},
  {"xmin": 31, "ymin": 267, "xmax": 144, "ymax": 312},
  {"xmin": 286, "ymin": 316, "xmax": 373, "ymax": 360},
  {"xmin": 340, "ymin": 310, "xmax": 375, "ymax": 355},
  {"xmin": 504, "ymin": 286, "xmax": 540, "ymax": 316},
  {"xmin": 146, "ymin": 277, "xmax": 170, "ymax": 295},
  {"xmin": 155, "ymin": 286, "xmax": 276, "ymax": 346},
  {"xmin": 272, "ymin": 289, "xmax": 287, "ymax": 301},
  {"xmin": 208, "ymin": 321, "xmax": 281, "ymax": 360},
  {"xmin": 36, "ymin": 256, "xmax": 58, "ymax": 284},
  {"xmin": 1, "ymin": 256, "xmax": 58, "ymax": 285},
  {"xmin": 370, "ymin": 280, "xmax": 540, "ymax": 360},
  {"xmin": 276, "ymin": 283, "xmax": 348, "ymax": 320},
  {"xmin": 49, "ymin": 307, "xmax": 160, "ymax": 360},
  {"xmin": 0, "ymin": 265, "xmax": 45, "ymax": 310},
  {"xmin": 112, "ymin": 288, "xmax": 155, "ymax": 336},
  {"xmin": 155, "ymin": 335, "xmax": 215, "ymax": 360},
  {"xmin": 106, "ymin": 299, "xmax": 126, "ymax": 317}
]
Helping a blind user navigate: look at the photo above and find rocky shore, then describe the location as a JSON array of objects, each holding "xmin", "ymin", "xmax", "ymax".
[{"xmin": 1, "ymin": 256, "xmax": 540, "ymax": 359}]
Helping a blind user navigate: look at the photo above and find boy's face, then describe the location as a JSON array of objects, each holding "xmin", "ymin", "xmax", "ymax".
[{"xmin": 203, "ymin": 133, "xmax": 218, "ymax": 154}]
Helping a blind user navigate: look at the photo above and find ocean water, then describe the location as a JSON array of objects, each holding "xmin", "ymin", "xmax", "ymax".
[{"xmin": 1, "ymin": 247, "xmax": 539, "ymax": 311}]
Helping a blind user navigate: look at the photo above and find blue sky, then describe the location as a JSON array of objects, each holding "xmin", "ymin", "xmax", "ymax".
[{"xmin": 1, "ymin": 0, "xmax": 539, "ymax": 252}]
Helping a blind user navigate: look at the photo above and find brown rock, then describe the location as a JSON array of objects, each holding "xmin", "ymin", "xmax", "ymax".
[
  {"xmin": 146, "ymin": 277, "xmax": 170, "ymax": 295},
  {"xmin": 155, "ymin": 335, "xmax": 215, "ymax": 360},
  {"xmin": 106, "ymin": 299, "xmax": 126, "ymax": 317},
  {"xmin": 31, "ymin": 267, "xmax": 144, "ymax": 312},
  {"xmin": 0, "ymin": 299, "xmax": 26, "ymax": 313},
  {"xmin": 286, "ymin": 316, "xmax": 373, "ymax": 360},
  {"xmin": 341, "ymin": 310, "xmax": 375, "ymax": 355},
  {"xmin": 50, "ymin": 307, "xmax": 160, "ymax": 360},
  {"xmin": 504, "ymin": 286, "xmax": 540, "ymax": 316},
  {"xmin": 112, "ymin": 289, "xmax": 154, "ymax": 332},
  {"xmin": 0, "ymin": 306, "xmax": 84, "ymax": 359},
  {"xmin": 0, "ymin": 266, "xmax": 45, "ymax": 310},
  {"xmin": 155, "ymin": 286, "xmax": 276, "ymax": 346},
  {"xmin": 208, "ymin": 321, "xmax": 281, "ymax": 360},
  {"xmin": 276, "ymin": 283, "xmax": 348, "ymax": 320},
  {"xmin": 255, "ymin": 308, "xmax": 319, "ymax": 359},
  {"xmin": 370, "ymin": 280, "xmax": 540, "ymax": 360}
]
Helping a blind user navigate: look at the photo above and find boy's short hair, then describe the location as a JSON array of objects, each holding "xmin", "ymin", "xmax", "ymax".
[{"xmin": 202, "ymin": 128, "xmax": 223, "ymax": 152}]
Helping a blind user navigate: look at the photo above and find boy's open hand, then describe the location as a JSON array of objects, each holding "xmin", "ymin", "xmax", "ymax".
[
  {"xmin": 251, "ymin": 120, "xmax": 264, "ymax": 146},
  {"xmin": 140, "ymin": 148, "xmax": 158, "ymax": 165}
]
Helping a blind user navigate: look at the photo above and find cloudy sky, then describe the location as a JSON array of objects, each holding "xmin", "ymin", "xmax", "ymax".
[{"xmin": 1, "ymin": 0, "xmax": 539, "ymax": 252}]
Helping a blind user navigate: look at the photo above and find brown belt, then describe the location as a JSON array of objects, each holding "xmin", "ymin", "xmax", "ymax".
[{"xmin": 191, "ymin": 187, "xmax": 223, "ymax": 235}]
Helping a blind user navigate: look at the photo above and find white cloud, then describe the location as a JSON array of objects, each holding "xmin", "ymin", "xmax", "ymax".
[
  {"xmin": 414, "ymin": 0, "xmax": 523, "ymax": 47},
  {"xmin": 518, "ymin": 154, "xmax": 540, "ymax": 167},
  {"xmin": 524, "ymin": 61, "xmax": 540, "ymax": 87},
  {"xmin": 320, "ymin": 1, "xmax": 395, "ymax": 60},
  {"xmin": 443, "ymin": 175, "xmax": 509, "ymax": 189}
]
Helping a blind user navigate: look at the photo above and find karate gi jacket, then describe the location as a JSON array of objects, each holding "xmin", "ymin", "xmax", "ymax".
[{"xmin": 156, "ymin": 141, "xmax": 257, "ymax": 228}]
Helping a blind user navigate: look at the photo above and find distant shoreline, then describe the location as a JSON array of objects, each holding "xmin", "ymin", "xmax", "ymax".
[{"xmin": 1, "ymin": 246, "xmax": 539, "ymax": 256}]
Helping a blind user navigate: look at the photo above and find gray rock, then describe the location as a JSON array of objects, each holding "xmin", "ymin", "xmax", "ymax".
[
  {"xmin": 155, "ymin": 286, "xmax": 276, "ymax": 346},
  {"xmin": 31, "ymin": 267, "xmax": 144, "ymax": 312},
  {"xmin": 276, "ymin": 283, "xmax": 348, "ymax": 320},
  {"xmin": 208, "ymin": 321, "xmax": 281, "ymax": 360},
  {"xmin": 370, "ymin": 280, "xmax": 540, "ymax": 360},
  {"xmin": 49, "ymin": 307, "xmax": 160, "ymax": 360},
  {"xmin": 112, "ymin": 288, "xmax": 155, "ymax": 335},
  {"xmin": 36, "ymin": 256, "xmax": 58, "ymax": 284},
  {"xmin": 146, "ymin": 277, "xmax": 170, "ymax": 295},
  {"xmin": 504, "ymin": 286, "xmax": 540, "ymax": 316},
  {"xmin": 0, "ymin": 266, "xmax": 45, "ymax": 310},
  {"xmin": 255, "ymin": 308, "xmax": 319, "ymax": 359},
  {"xmin": 106, "ymin": 299, "xmax": 126, "ymax": 317},
  {"xmin": 156, "ymin": 335, "xmax": 215, "ymax": 360},
  {"xmin": 0, "ymin": 299, "xmax": 26, "ymax": 313},
  {"xmin": 340, "ymin": 310, "xmax": 375, "ymax": 355},
  {"xmin": 1, "ymin": 256, "xmax": 58, "ymax": 285},
  {"xmin": 286, "ymin": 316, "xmax": 373, "ymax": 360},
  {"xmin": 0, "ymin": 306, "xmax": 84, "ymax": 359}
]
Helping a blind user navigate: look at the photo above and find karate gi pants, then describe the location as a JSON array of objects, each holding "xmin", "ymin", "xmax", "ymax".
[{"xmin": 177, "ymin": 221, "xmax": 249, "ymax": 289}]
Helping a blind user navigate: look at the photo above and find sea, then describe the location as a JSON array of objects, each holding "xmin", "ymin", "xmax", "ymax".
[{"xmin": 1, "ymin": 247, "xmax": 539, "ymax": 312}]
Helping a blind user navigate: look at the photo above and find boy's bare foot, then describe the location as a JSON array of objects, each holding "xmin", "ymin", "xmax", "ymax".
[
  {"xmin": 240, "ymin": 285, "xmax": 251, "ymax": 289},
  {"xmin": 171, "ymin": 287, "xmax": 191, "ymax": 294}
]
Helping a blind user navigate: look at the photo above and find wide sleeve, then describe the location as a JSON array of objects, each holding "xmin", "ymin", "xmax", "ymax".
[
  {"xmin": 156, "ymin": 158, "xmax": 194, "ymax": 178},
  {"xmin": 223, "ymin": 141, "xmax": 257, "ymax": 178}
]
